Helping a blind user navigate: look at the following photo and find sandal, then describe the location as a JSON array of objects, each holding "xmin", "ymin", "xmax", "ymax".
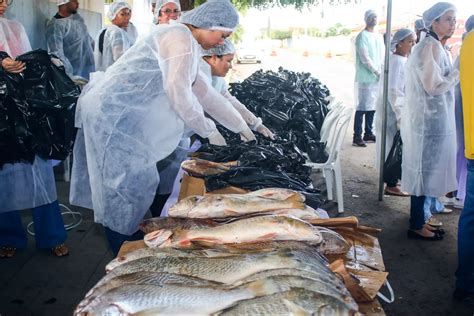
[
  {"xmin": 51, "ymin": 244, "xmax": 69, "ymax": 257},
  {"xmin": 384, "ymin": 186, "xmax": 410, "ymax": 197},
  {"xmin": 407, "ymin": 230, "xmax": 443, "ymax": 241},
  {"xmin": 0, "ymin": 246, "xmax": 16, "ymax": 258}
]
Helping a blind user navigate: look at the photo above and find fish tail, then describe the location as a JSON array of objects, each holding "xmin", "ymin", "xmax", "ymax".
[
  {"xmin": 144, "ymin": 229, "xmax": 173, "ymax": 248},
  {"xmin": 246, "ymin": 279, "xmax": 282, "ymax": 297}
]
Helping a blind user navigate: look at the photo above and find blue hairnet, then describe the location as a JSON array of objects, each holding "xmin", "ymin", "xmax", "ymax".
[
  {"xmin": 107, "ymin": 1, "xmax": 132, "ymax": 21},
  {"xmin": 391, "ymin": 28, "xmax": 415, "ymax": 51},
  {"xmin": 202, "ymin": 39, "xmax": 235, "ymax": 56},
  {"xmin": 364, "ymin": 10, "xmax": 377, "ymax": 23},
  {"xmin": 179, "ymin": 0, "xmax": 239, "ymax": 32},
  {"xmin": 423, "ymin": 2, "xmax": 456, "ymax": 28},
  {"xmin": 415, "ymin": 19, "xmax": 425, "ymax": 32},
  {"xmin": 466, "ymin": 15, "xmax": 474, "ymax": 32}
]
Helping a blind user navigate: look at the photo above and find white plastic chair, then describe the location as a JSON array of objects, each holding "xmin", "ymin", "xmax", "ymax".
[
  {"xmin": 319, "ymin": 101, "xmax": 344, "ymax": 143},
  {"xmin": 307, "ymin": 106, "xmax": 353, "ymax": 213}
]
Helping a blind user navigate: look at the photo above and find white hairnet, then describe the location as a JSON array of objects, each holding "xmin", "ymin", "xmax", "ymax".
[
  {"xmin": 107, "ymin": 2, "xmax": 132, "ymax": 21},
  {"xmin": 202, "ymin": 39, "xmax": 235, "ymax": 56},
  {"xmin": 57, "ymin": 0, "xmax": 70, "ymax": 5},
  {"xmin": 364, "ymin": 10, "xmax": 377, "ymax": 23},
  {"xmin": 151, "ymin": 0, "xmax": 157, "ymax": 3},
  {"xmin": 391, "ymin": 28, "xmax": 415, "ymax": 51},
  {"xmin": 153, "ymin": 0, "xmax": 181, "ymax": 22},
  {"xmin": 423, "ymin": 2, "xmax": 456, "ymax": 28},
  {"xmin": 415, "ymin": 19, "xmax": 426, "ymax": 32},
  {"xmin": 466, "ymin": 15, "xmax": 474, "ymax": 32},
  {"xmin": 179, "ymin": 0, "xmax": 239, "ymax": 32}
]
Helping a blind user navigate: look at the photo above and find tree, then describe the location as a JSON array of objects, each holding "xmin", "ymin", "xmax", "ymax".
[{"xmin": 178, "ymin": 0, "xmax": 362, "ymax": 11}]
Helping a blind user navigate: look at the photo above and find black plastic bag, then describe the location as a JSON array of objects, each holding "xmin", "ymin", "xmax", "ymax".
[{"xmin": 383, "ymin": 131, "xmax": 403, "ymax": 184}]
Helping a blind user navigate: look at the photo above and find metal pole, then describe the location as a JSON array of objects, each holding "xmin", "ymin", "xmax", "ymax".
[{"xmin": 378, "ymin": 0, "xmax": 393, "ymax": 201}]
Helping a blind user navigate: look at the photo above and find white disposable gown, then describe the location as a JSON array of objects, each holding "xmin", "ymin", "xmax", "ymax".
[
  {"xmin": 45, "ymin": 13, "xmax": 95, "ymax": 80},
  {"xmin": 375, "ymin": 53, "xmax": 407, "ymax": 170},
  {"xmin": 71, "ymin": 24, "xmax": 247, "ymax": 235},
  {"xmin": 0, "ymin": 18, "xmax": 57, "ymax": 213},
  {"xmin": 401, "ymin": 35, "xmax": 459, "ymax": 197},
  {"xmin": 94, "ymin": 24, "xmax": 136, "ymax": 72}
]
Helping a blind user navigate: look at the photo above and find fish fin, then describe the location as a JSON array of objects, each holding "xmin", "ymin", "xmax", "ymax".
[
  {"xmin": 246, "ymin": 279, "xmax": 281, "ymax": 297},
  {"xmin": 285, "ymin": 193, "xmax": 306, "ymax": 209},
  {"xmin": 283, "ymin": 299, "xmax": 313, "ymax": 316},
  {"xmin": 130, "ymin": 307, "xmax": 163, "ymax": 316},
  {"xmin": 144, "ymin": 229, "xmax": 173, "ymax": 248}
]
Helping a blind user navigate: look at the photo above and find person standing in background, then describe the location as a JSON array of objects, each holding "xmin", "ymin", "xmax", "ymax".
[
  {"xmin": 353, "ymin": 10, "xmax": 384, "ymax": 147},
  {"xmin": 46, "ymin": 0, "xmax": 95, "ymax": 80}
]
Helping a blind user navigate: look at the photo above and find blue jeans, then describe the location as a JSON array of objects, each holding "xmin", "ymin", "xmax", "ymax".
[
  {"xmin": 0, "ymin": 201, "xmax": 67, "ymax": 249},
  {"xmin": 456, "ymin": 159, "xmax": 474, "ymax": 294},
  {"xmin": 410, "ymin": 195, "xmax": 426, "ymax": 230},
  {"xmin": 353, "ymin": 110, "xmax": 375, "ymax": 138},
  {"xmin": 104, "ymin": 227, "xmax": 144, "ymax": 256},
  {"xmin": 423, "ymin": 197, "xmax": 445, "ymax": 222}
]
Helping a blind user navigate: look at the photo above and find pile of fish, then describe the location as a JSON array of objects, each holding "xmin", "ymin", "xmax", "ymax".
[
  {"xmin": 229, "ymin": 67, "xmax": 331, "ymax": 162},
  {"xmin": 76, "ymin": 188, "xmax": 358, "ymax": 315}
]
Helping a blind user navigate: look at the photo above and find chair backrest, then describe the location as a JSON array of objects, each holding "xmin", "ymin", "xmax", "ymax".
[
  {"xmin": 325, "ymin": 107, "xmax": 353, "ymax": 164},
  {"xmin": 320, "ymin": 101, "xmax": 344, "ymax": 143}
]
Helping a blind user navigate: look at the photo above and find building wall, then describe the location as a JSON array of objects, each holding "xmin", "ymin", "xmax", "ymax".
[{"xmin": 6, "ymin": 0, "xmax": 102, "ymax": 50}]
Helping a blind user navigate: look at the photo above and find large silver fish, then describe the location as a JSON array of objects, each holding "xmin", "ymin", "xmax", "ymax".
[
  {"xmin": 139, "ymin": 217, "xmax": 218, "ymax": 234},
  {"xmin": 219, "ymin": 288, "xmax": 355, "ymax": 315},
  {"xmin": 168, "ymin": 188, "xmax": 306, "ymax": 218},
  {"xmin": 75, "ymin": 279, "xmax": 283, "ymax": 316},
  {"xmin": 144, "ymin": 215, "xmax": 322, "ymax": 248}
]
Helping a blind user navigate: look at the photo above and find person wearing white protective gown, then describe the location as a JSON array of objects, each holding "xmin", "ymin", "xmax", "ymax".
[
  {"xmin": 353, "ymin": 10, "xmax": 384, "ymax": 147},
  {"xmin": 402, "ymin": 2, "xmax": 459, "ymax": 241},
  {"xmin": 201, "ymin": 39, "xmax": 275, "ymax": 139},
  {"xmin": 46, "ymin": 0, "xmax": 95, "ymax": 80},
  {"xmin": 0, "ymin": 0, "xmax": 68, "ymax": 258},
  {"xmin": 375, "ymin": 28, "xmax": 415, "ymax": 197},
  {"xmin": 94, "ymin": 2, "xmax": 137, "ymax": 71},
  {"xmin": 70, "ymin": 0, "xmax": 255, "ymax": 254}
]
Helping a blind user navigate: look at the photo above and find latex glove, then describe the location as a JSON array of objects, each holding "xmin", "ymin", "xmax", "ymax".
[
  {"xmin": 374, "ymin": 70, "xmax": 381, "ymax": 79},
  {"xmin": 396, "ymin": 118, "xmax": 401, "ymax": 131},
  {"xmin": 256, "ymin": 124, "xmax": 275, "ymax": 140},
  {"xmin": 208, "ymin": 130, "xmax": 227, "ymax": 146},
  {"xmin": 1, "ymin": 58, "xmax": 26, "ymax": 73},
  {"xmin": 240, "ymin": 126, "xmax": 256, "ymax": 142}
]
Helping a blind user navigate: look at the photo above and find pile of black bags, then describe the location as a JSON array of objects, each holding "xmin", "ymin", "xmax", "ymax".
[
  {"xmin": 0, "ymin": 49, "xmax": 80, "ymax": 167},
  {"xmin": 229, "ymin": 67, "xmax": 331, "ymax": 162}
]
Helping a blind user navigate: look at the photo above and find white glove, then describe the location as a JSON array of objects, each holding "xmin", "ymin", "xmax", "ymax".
[
  {"xmin": 208, "ymin": 130, "xmax": 227, "ymax": 146},
  {"xmin": 374, "ymin": 70, "xmax": 381, "ymax": 78},
  {"xmin": 256, "ymin": 123, "xmax": 275, "ymax": 140},
  {"xmin": 396, "ymin": 118, "xmax": 401, "ymax": 130},
  {"xmin": 240, "ymin": 126, "xmax": 256, "ymax": 142}
]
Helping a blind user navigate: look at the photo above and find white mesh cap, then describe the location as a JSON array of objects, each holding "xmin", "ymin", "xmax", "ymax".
[
  {"xmin": 107, "ymin": 1, "xmax": 132, "ymax": 21},
  {"xmin": 179, "ymin": 0, "xmax": 239, "ymax": 32},
  {"xmin": 364, "ymin": 10, "xmax": 377, "ymax": 23},
  {"xmin": 57, "ymin": 0, "xmax": 70, "ymax": 6},
  {"xmin": 415, "ymin": 19, "xmax": 426, "ymax": 32},
  {"xmin": 202, "ymin": 39, "xmax": 235, "ymax": 56},
  {"xmin": 390, "ymin": 28, "xmax": 415, "ymax": 51},
  {"xmin": 153, "ymin": 0, "xmax": 181, "ymax": 21},
  {"xmin": 423, "ymin": 2, "xmax": 456, "ymax": 28}
]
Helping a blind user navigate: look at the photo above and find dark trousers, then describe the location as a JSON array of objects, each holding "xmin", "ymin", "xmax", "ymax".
[
  {"xmin": 104, "ymin": 227, "xmax": 144, "ymax": 256},
  {"xmin": 0, "ymin": 200, "xmax": 67, "ymax": 249},
  {"xmin": 409, "ymin": 195, "xmax": 426, "ymax": 230},
  {"xmin": 385, "ymin": 176, "xmax": 398, "ymax": 188},
  {"xmin": 456, "ymin": 159, "xmax": 474, "ymax": 294},
  {"xmin": 149, "ymin": 193, "xmax": 171, "ymax": 218},
  {"xmin": 354, "ymin": 110, "xmax": 375, "ymax": 138}
]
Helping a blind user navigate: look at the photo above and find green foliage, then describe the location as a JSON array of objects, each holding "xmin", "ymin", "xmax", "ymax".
[
  {"xmin": 270, "ymin": 29, "xmax": 292, "ymax": 40},
  {"xmin": 340, "ymin": 28, "xmax": 351, "ymax": 36},
  {"xmin": 324, "ymin": 26, "xmax": 338, "ymax": 37},
  {"xmin": 230, "ymin": 24, "xmax": 245, "ymax": 44}
]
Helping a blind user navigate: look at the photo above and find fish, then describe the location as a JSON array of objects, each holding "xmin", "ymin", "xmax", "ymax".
[
  {"xmin": 105, "ymin": 247, "xmax": 236, "ymax": 273},
  {"xmin": 168, "ymin": 188, "xmax": 306, "ymax": 218},
  {"xmin": 77, "ymin": 272, "xmax": 221, "ymax": 312},
  {"xmin": 139, "ymin": 217, "xmax": 218, "ymax": 234},
  {"xmin": 75, "ymin": 279, "xmax": 282, "ymax": 316},
  {"xmin": 94, "ymin": 250, "xmax": 323, "ymax": 286},
  {"xmin": 143, "ymin": 215, "xmax": 322, "ymax": 248},
  {"xmin": 219, "ymin": 288, "xmax": 355, "ymax": 315}
]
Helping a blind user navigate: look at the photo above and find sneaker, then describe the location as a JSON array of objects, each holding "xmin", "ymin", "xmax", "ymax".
[
  {"xmin": 352, "ymin": 136, "xmax": 367, "ymax": 147},
  {"xmin": 453, "ymin": 198, "xmax": 464, "ymax": 209},
  {"xmin": 363, "ymin": 134, "xmax": 376, "ymax": 142},
  {"xmin": 435, "ymin": 208, "xmax": 453, "ymax": 214},
  {"xmin": 427, "ymin": 217, "xmax": 443, "ymax": 227}
]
